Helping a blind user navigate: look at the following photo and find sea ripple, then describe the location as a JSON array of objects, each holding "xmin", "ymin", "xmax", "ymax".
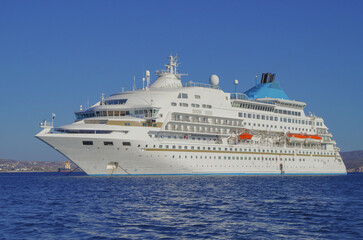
[{"xmin": 0, "ymin": 173, "xmax": 362, "ymax": 239}]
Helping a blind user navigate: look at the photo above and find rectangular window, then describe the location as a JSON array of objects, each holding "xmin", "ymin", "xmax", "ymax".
[
  {"xmin": 122, "ymin": 142, "xmax": 131, "ymax": 146},
  {"xmin": 195, "ymin": 95, "xmax": 201, "ymax": 99},
  {"xmin": 82, "ymin": 141, "xmax": 93, "ymax": 145},
  {"xmin": 104, "ymin": 141, "xmax": 113, "ymax": 146}
]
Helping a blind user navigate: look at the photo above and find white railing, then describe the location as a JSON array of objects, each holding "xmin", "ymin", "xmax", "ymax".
[{"xmin": 183, "ymin": 82, "xmax": 220, "ymax": 89}]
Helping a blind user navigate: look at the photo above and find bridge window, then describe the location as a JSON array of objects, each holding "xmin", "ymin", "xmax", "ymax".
[{"xmin": 104, "ymin": 99, "xmax": 127, "ymax": 105}]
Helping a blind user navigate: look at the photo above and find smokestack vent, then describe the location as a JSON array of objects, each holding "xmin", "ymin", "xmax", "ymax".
[{"xmin": 260, "ymin": 73, "xmax": 276, "ymax": 84}]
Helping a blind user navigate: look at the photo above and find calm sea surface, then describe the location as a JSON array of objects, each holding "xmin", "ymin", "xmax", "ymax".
[{"xmin": 0, "ymin": 172, "xmax": 362, "ymax": 239}]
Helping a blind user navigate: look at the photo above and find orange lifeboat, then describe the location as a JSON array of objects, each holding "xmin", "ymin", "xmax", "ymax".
[
  {"xmin": 287, "ymin": 133, "xmax": 306, "ymax": 143},
  {"xmin": 239, "ymin": 132, "xmax": 253, "ymax": 140},
  {"xmin": 305, "ymin": 134, "xmax": 322, "ymax": 144}
]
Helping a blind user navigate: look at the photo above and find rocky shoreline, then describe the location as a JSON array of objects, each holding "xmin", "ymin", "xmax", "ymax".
[{"xmin": 0, "ymin": 159, "xmax": 82, "ymax": 172}]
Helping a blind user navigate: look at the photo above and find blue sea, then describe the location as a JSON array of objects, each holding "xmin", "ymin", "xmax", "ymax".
[{"xmin": 0, "ymin": 173, "xmax": 362, "ymax": 239}]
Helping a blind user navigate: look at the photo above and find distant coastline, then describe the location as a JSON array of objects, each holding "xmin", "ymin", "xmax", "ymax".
[
  {"xmin": 1, "ymin": 150, "xmax": 362, "ymax": 173},
  {"xmin": 0, "ymin": 159, "xmax": 82, "ymax": 173}
]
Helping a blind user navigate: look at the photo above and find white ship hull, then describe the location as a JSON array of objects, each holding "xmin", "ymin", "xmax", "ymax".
[{"xmin": 36, "ymin": 130, "xmax": 347, "ymax": 176}]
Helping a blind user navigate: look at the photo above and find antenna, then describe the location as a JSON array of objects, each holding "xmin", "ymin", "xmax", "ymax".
[
  {"xmin": 145, "ymin": 70, "xmax": 150, "ymax": 89},
  {"xmin": 255, "ymin": 75, "xmax": 258, "ymax": 86},
  {"xmin": 101, "ymin": 93, "xmax": 105, "ymax": 105},
  {"xmin": 51, "ymin": 113, "xmax": 56, "ymax": 127},
  {"xmin": 142, "ymin": 77, "xmax": 145, "ymax": 90},
  {"xmin": 133, "ymin": 75, "xmax": 136, "ymax": 91}
]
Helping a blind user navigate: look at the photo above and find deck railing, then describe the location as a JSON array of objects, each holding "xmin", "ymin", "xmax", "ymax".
[{"xmin": 183, "ymin": 82, "xmax": 220, "ymax": 89}]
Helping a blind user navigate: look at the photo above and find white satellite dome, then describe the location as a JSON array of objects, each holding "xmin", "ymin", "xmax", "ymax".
[{"xmin": 209, "ymin": 74, "xmax": 219, "ymax": 86}]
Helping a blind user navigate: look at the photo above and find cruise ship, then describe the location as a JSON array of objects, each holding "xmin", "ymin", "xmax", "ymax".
[{"xmin": 36, "ymin": 55, "xmax": 347, "ymax": 176}]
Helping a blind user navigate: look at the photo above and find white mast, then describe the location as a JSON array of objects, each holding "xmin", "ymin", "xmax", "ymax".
[{"xmin": 145, "ymin": 70, "xmax": 150, "ymax": 89}]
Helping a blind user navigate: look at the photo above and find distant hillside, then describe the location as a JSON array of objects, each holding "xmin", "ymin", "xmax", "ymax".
[
  {"xmin": 341, "ymin": 150, "xmax": 363, "ymax": 172},
  {"xmin": 0, "ymin": 159, "xmax": 81, "ymax": 172}
]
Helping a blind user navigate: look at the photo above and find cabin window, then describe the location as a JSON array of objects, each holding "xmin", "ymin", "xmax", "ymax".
[
  {"xmin": 178, "ymin": 93, "xmax": 188, "ymax": 99},
  {"xmin": 195, "ymin": 95, "xmax": 201, "ymax": 99},
  {"xmin": 104, "ymin": 141, "xmax": 113, "ymax": 146},
  {"xmin": 82, "ymin": 141, "xmax": 93, "ymax": 145},
  {"xmin": 122, "ymin": 142, "xmax": 131, "ymax": 146},
  {"xmin": 171, "ymin": 102, "xmax": 177, "ymax": 106}
]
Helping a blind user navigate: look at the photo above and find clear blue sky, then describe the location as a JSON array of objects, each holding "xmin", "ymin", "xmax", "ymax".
[{"xmin": 0, "ymin": 0, "xmax": 362, "ymax": 162}]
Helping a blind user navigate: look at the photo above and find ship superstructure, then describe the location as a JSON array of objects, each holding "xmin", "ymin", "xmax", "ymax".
[{"xmin": 36, "ymin": 55, "xmax": 347, "ymax": 175}]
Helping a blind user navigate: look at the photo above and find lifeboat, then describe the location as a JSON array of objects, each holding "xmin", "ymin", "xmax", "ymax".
[
  {"xmin": 287, "ymin": 133, "xmax": 306, "ymax": 143},
  {"xmin": 239, "ymin": 132, "xmax": 253, "ymax": 140},
  {"xmin": 305, "ymin": 134, "xmax": 322, "ymax": 144}
]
